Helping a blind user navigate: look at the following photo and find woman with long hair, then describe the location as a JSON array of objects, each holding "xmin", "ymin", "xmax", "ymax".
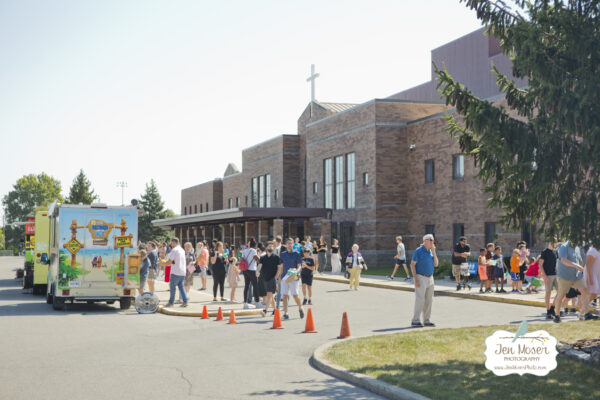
[
  {"xmin": 210, "ymin": 241, "xmax": 228, "ymax": 301},
  {"xmin": 330, "ymin": 238, "xmax": 341, "ymax": 274},
  {"xmin": 317, "ymin": 236, "xmax": 328, "ymax": 274}
]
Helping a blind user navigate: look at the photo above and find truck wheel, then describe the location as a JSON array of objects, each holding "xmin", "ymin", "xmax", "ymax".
[
  {"xmin": 46, "ymin": 292, "xmax": 53, "ymax": 304},
  {"xmin": 52, "ymin": 295, "xmax": 65, "ymax": 311},
  {"xmin": 119, "ymin": 297, "xmax": 132, "ymax": 310}
]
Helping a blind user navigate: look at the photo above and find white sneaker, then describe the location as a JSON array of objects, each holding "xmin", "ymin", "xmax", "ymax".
[{"xmin": 243, "ymin": 303, "xmax": 249, "ymax": 309}]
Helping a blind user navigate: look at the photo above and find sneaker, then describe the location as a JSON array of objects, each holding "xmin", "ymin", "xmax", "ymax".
[
  {"xmin": 271, "ymin": 310, "xmax": 276, "ymax": 316},
  {"xmin": 570, "ymin": 308, "xmax": 577, "ymax": 314},
  {"xmin": 261, "ymin": 309, "xmax": 267, "ymax": 317},
  {"xmin": 456, "ymin": 284, "xmax": 461, "ymax": 291},
  {"xmin": 180, "ymin": 302, "xmax": 188, "ymax": 308},
  {"xmin": 564, "ymin": 308, "xmax": 569, "ymax": 315},
  {"xmin": 299, "ymin": 309, "xmax": 304, "ymax": 319},
  {"xmin": 559, "ymin": 310, "xmax": 565, "ymax": 317},
  {"xmin": 199, "ymin": 288, "xmax": 206, "ymax": 291},
  {"xmin": 549, "ymin": 306, "xmax": 556, "ymax": 316},
  {"xmin": 175, "ymin": 300, "xmax": 183, "ymax": 304},
  {"xmin": 500, "ymin": 289, "xmax": 507, "ymax": 293},
  {"xmin": 164, "ymin": 303, "xmax": 174, "ymax": 308},
  {"xmin": 243, "ymin": 303, "xmax": 249, "ymax": 309},
  {"xmin": 283, "ymin": 314, "xmax": 289, "ymax": 320},
  {"xmin": 308, "ymin": 300, "xmax": 312, "ymax": 305},
  {"xmin": 584, "ymin": 312, "xmax": 599, "ymax": 320},
  {"xmin": 495, "ymin": 289, "xmax": 500, "ymax": 293},
  {"xmin": 554, "ymin": 315, "xmax": 561, "ymax": 323},
  {"xmin": 404, "ymin": 276, "xmax": 412, "ymax": 281},
  {"xmin": 388, "ymin": 276, "xmax": 394, "ymax": 280},
  {"xmin": 302, "ymin": 299, "xmax": 307, "ymax": 305},
  {"xmin": 546, "ymin": 312, "xmax": 552, "ymax": 320},
  {"xmin": 411, "ymin": 321, "xmax": 423, "ymax": 328},
  {"xmin": 485, "ymin": 288, "xmax": 492, "ymax": 293},
  {"xmin": 480, "ymin": 289, "xmax": 484, "ymax": 293},
  {"xmin": 221, "ymin": 298, "xmax": 227, "ymax": 302},
  {"xmin": 423, "ymin": 321, "xmax": 435, "ymax": 327}
]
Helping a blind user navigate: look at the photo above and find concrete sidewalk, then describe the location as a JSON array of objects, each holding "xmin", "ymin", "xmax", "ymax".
[
  {"xmin": 153, "ymin": 280, "xmax": 263, "ymax": 317},
  {"xmin": 314, "ymin": 272, "xmax": 550, "ymax": 308}
]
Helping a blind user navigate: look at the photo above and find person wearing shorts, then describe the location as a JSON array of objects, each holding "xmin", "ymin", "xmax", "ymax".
[
  {"xmin": 258, "ymin": 241, "xmax": 281, "ymax": 317},
  {"xmin": 278, "ymin": 238, "xmax": 304, "ymax": 320},
  {"xmin": 553, "ymin": 240, "xmax": 593, "ymax": 322},
  {"xmin": 510, "ymin": 249, "xmax": 522, "ymax": 292},
  {"xmin": 301, "ymin": 248, "xmax": 315, "ymax": 305},
  {"xmin": 452, "ymin": 236, "xmax": 470, "ymax": 290},
  {"xmin": 195, "ymin": 242, "xmax": 209, "ymax": 291},
  {"xmin": 389, "ymin": 236, "xmax": 411, "ymax": 281},
  {"xmin": 485, "ymin": 243, "xmax": 495, "ymax": 293},
  {"xmin": 539, "ymin": 241, "xmax": 559, "ymax": 319}
]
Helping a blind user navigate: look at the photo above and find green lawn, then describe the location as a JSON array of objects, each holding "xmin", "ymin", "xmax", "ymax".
[{"xmin": 326, "ymin": 322, "xmax": 600, "ymax": 400}]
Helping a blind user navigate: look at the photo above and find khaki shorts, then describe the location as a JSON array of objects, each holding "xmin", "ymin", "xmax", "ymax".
[
  {"xmin": 452, "ymin": 264, "xmax": 462, "ymax": 278},
  {"xmin": 544, "ymin": 275, "xmax": 558, "ymax": 292},
  {"xmin": 557, "ymin": 276, "xmax": 585, "ymax": 295}
]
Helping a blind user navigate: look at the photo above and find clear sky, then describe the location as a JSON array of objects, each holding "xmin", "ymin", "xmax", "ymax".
[{"xmin": 0, "ymin": 0, "xmax": 482, "ymax": 218}]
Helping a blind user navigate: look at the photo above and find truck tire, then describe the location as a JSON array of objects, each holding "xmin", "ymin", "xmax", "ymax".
[
  {"xmin": 52, "ymin": 295, "xmax": 65, "ymax": 311},
  {"xmin": 119, "ymin": 297, "xmax": 132, "ymax": 310},
  {"xmin": 46, "ymin": 284, "xmax": 54, "ymax": 304}
]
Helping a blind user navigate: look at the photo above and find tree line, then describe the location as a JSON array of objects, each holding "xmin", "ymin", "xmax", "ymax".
[{"xmin": 1, "ymin": 170, "xmax": 174, "ymax": 252}]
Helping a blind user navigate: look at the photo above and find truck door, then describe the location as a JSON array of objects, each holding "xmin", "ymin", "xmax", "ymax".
[{"xmin": 81, "ymin": 213, "xmax": 116, "ymax": 286}]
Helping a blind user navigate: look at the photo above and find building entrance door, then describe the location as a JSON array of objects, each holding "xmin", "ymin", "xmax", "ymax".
[{"xmin": 339, "ymin": 222, "xmax": 355, "ymax": 259}]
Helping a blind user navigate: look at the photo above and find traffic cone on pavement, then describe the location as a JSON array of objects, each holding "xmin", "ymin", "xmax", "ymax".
[
  {"xmin": 302, "ymin": 308, "xmax": 317, "ymax": 333},
  {"xmin": 228, "ymin": 309, "xmax": 237, "ymax": 324},
  {"xmin": 201, "ymin": 305, "xmax": 209, "ymax": 319},
  {"xmin": 215, "ymin": 307, "xmax": 224, "ymax": 321},
  {"xmin": 337, "ymin": 312, "xmax": 351, "ymax": 339},
  {"xmin": 270, "ymin": 308, "xmax": 284, "ymax": 329}
]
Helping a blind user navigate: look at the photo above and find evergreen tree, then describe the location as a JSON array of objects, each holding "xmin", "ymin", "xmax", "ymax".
[
  {"xmin": 138, "ymin": 180, "xmax": 173, "ymax": 242},
  {"xmin": 65, "ymin": 169, "xmax": 98, "ymax": 205},
  {"xmin": 435, "ymin": 0, "xmax": 600, "ymax": 244}
]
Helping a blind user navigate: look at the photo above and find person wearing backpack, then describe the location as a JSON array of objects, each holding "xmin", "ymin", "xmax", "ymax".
[{"xmin": 241, "ymin": 238, "xmax": 260, "ymax": 309}]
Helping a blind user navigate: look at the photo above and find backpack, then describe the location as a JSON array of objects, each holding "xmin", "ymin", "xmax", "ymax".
[{"xmin": 239, "ymin": 250, "xmax": 250, "ymax": 271}]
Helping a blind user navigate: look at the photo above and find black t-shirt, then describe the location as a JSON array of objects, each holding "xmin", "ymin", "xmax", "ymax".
[
  {"xmin": 452, "ymin": 243, "xmax": 470, "ymax": 265},
  {"xmin": 318, "ymin": 243, "xmax": 327, "ymax": 253},
  {"xmin": 540, "ymin": 248, "xmax": 557, "ymax": 275},
  {"xmin": 331, "ymin": 245, "xmax": 339, "ymax": 254},
  {"xmin": 302, "ymin": 257, "xmax": 315, "ymax": 275},
  {"xmin": 259, "ymin": 253, "xmax": 281, "ymax": 281}
]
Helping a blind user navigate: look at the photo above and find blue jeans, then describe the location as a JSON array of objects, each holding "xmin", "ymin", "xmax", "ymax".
[
  {"xmin": 169, "ymin": 274, "xmax": 188, "ymax": 304},
  {"xmin": 275, "ymin": 278, "xmax": 281, "ymax": 309}
]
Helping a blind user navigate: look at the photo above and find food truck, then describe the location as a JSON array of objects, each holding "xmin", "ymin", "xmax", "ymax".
[
  {"xmin": 22, "ymin": 216, "xmax": 36, "ymax": 289},
  {"xmin": 46, "ymin": 203, "xmax": 139, "ymax": 310},
  {"xmin": 32, "ymin": 206, "xmax": 51, "ymax": 295}
]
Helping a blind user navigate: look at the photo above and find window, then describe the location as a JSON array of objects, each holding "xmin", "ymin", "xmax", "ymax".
[
  {"xmin": 228, "ymin": 198, "xmax": 232, "ymax": 209},
  {"xmin": 236, "ymin": 197, "xmax": 240, "ymax": 207},
  {"xmin": 265, "ymin": 174, "xmax": 271, "ymax": 207},
  {"xmin": 200, "ymin": 204, "xmax": 203, "ymax": 213},
  {"xmin": 184, "ymin": 206, "xmax": 187, "ymax": 215},
  {"xmin": 324, "ymin": 158, "xmax": 333, "ymax": 208},
  {"xmin": 335, "ymin": 155, "xmax": 344, "ymax": 209},
  {"xmin": 346, "ymin": 153, "xmax": 355, "ymax": 208},
  {"xmin": 194, "ymin": 205, "xmax": 197, "ymax": 214},
  {"xmin": 425, "ymin": 159, "xmax": 435, "ymax": 183},
  {"xmin": 258, "ymin": 175, "xmax": 265, "ymax": 208},
  {"xmin": 363, "ymin": 172, "xmax": 368, "ymax": 186},
  {"xmin": 425, "ymin": 224, "xmax": 435, "ymax": 237},
  {"xmin": 274, "ymin": 190, "xmax": 278, "ymax": 201},
  {"xmin": 313, "ymin": 182, "xmax": 318, "ymax": 193},
  {"xmin": 251, "ymin": 178, "xmax": 258, "ymax": 207},
  {"xmin": 485, "ymin": 222, "xmax": 497, "ymax": 245},
  {"xmin": 453, "ymin": 155, "xmax": 464, "ymax": 180},
  {"xmin": 453, "ymin": 223, "xmax": 464, "ymax": 245},
  {"xmin": 206, "ymin": 203, "xmax": 209, "ymax": 212},
  {"xmin": 245, "ymin": 195, "xmax": 248, "ymax": 206}
]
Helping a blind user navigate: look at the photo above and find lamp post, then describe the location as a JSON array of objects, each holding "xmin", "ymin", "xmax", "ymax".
[{"xmin": 116, "ymin": 181, "xmax": 128, "ymax": 206}]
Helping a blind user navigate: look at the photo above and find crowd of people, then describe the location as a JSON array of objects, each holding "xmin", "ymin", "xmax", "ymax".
[{"xmin": 135, "ymin": 232, "xmax": 600, "ymax": 327}]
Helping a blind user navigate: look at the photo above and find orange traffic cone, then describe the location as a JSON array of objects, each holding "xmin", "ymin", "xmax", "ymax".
[
  {"xmin": 201, "ymin": 305, "xmax": 209, "ymax": 319},
  {"xmin": 302, "ymin": 308, "xmax": 317, "ymax": 333},
  {"xmin": 337, "ymin": 312, "xmax": 351, "ymax": 339},
  {"xmin": 270, "ymin": 308, "xmax": 284, "ymax": 329},
  {"xmin": 215, "ymin": 306, "xmax": 224, "ymax": 321},
  {"xmin": 228, "ymin": 309, "xmax": 237, "ymax": 324}
]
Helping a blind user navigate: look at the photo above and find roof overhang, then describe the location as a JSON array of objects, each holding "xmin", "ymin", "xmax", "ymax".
[{"xmin": 152, "ymin": 207, "xmax": 331, "ymax": 229}]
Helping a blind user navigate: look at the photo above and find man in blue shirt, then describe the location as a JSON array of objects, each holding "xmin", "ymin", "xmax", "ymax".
[
  {"xmin": 552, "ymin": 240, "xmax": 594, "ymax": 322},
  {"xmin": 410, "ymin": 234, "xmax": 438, "ymax": 327},
  {"xmin": 279, "ymin": 238, "xmax": 305, "ymax": 320}
]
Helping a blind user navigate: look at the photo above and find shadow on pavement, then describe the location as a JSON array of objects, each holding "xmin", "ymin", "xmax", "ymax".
[
  {"xmin": 372, "ymin": 327, "xmax": 415, "ymax": 333},
  {"xmin": 246, "ymin": 378, "xmax": 381, "ymax": 399}
]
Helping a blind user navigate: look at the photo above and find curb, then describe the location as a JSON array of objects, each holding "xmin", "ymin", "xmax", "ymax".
[
  {"xmin": 313, "ymin": 275, "xmax": 546, "ymax": 308},
  {"xmin": 311, "ymin": 340, "xmax": 430, "ymax": 400},
  {"xmin": 158, "ymin": 306, "xmax": 264, "ymax": 317}
]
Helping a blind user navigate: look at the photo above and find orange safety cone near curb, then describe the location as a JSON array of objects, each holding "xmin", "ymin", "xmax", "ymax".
[
  {"xmin": 302, "ymin": 308, "xmax": 317, "ymax": 333},
  {"xmin": 215, "ymin": 307, "xmax": 224, "ymax": 321},
  {"xmin": 270, "ymin": 308, "xmax": 284, "ymax": 329},
  {"xmin": 228, "ymin": 309, "xmax": 237, "ymax": 324},
  {"xmin": 201, "ymin": 305, "xmax": 209, "ymax": 319},
  {"xmin": 337, "ymin": 312, "xmax": 351, "ymax": 339}
]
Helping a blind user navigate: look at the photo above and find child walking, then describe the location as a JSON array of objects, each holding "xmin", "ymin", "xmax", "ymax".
[
  {"xmin": 227, "ymin": 257, "xmax": 240, "ymax": 302},
  {"xmin": 301, "ymin": 248, "xmax": 315, "ymax": 305},
  {"xmin": 478, "ymin": 249, "xmax": 488, "ymax": 293},
  {"xmin": 510, "ymin": 249, "xmax": 523, "ymax": 292},
  {"xmin": 525, "ymin": 256, "xmax": 542, "ymax": 293}
]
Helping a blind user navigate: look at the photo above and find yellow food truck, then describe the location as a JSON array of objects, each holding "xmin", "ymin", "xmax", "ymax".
[
  {"xmin": 46, "ymin": 203, "xmax": 139, "ymax": 310},
  {"xmin": 32, "ymin": 206, "xmax": 51, "ymax": 295}
]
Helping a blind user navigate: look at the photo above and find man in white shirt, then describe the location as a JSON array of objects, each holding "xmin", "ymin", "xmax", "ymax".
[{"xmin": 165, "ymin": 237, "xmax": 188, "ymax": 307}]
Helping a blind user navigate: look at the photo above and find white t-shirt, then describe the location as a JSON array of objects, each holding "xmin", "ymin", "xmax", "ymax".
[
  {"xmin": 242, "ymin": 248, "xmax": 258, "ymax": 271},
  {"xmin": 168, "ymin": 245, "xmax": 186, "ymax": 276},
  {"xmin": 397, "ymin": 243, "xmax": 405, "ymax": 259}
]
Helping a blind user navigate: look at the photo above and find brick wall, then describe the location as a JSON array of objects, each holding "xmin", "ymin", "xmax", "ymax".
[
  {"xmin": 181, "ymin": 180, "xmax": 223, "ymax": 215},
  {"xmin": 222, "ymin": 172, "xmax": 243, "ymax": 209}
]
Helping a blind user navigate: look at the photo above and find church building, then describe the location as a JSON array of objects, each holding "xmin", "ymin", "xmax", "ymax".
[{"xmin": 152, "ymin": 28, "xmax": 532, "ymax": 265}]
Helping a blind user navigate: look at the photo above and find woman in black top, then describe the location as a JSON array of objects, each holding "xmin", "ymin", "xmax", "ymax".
[
  {"xmin": 317, "ymin": 236, "xmax": 328, "ymax": 274},
  {"xmin": 210, "ymin": 241, "xmax": 228, "ymax": 301},
  {"xmin": 330, "ymin": 238, "xmax": 341, "ymax": 274}
]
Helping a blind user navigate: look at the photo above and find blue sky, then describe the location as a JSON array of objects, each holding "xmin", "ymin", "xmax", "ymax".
[{"xmin": 0, "ymin": 0, "xmax": 483, "ymax": 217}]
